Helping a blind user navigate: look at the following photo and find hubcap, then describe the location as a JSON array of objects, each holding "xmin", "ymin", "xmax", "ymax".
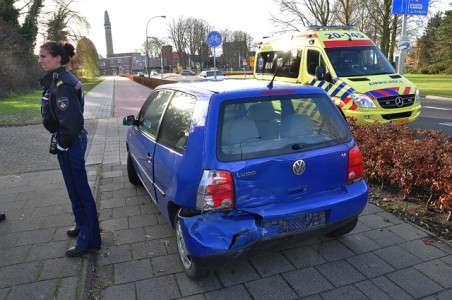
[{"xmin": 176, "ymin": 221, "xmax": 192, "ymax": 269}]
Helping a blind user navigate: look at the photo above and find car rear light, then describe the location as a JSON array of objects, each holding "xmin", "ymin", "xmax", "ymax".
[
  {"xmin": 347, "ymin": 145, "xmax": 363, "ymax": 183},
  {"xmin": 196, "ymin": 170, "xmax": 235, "ymax": 211}
]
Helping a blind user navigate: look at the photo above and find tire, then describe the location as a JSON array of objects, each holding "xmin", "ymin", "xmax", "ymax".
[
  {"xmin": 127, "ymin": 153, "xmax": 141, "ymax": 185},
  {"xmin": 326, "ymin": 217, "xmax": 358, "ymax": 237},
  {"xmin": 175, "ymin": 211, "xmax": 211, "ymax": 279}
]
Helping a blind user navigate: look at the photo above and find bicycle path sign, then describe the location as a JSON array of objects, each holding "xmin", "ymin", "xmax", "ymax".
[{"xmin": 207, "ymin": 31, "xmax": 222, "ymax": 47}]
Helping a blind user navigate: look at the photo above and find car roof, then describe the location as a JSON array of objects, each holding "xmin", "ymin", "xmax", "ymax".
[{"xmin": 155, "ymin": 79, "xmax": 327, "ymax": 100}]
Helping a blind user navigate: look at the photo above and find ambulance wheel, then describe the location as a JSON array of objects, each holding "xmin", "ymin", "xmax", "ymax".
[
  {"xmin": 175, "ymin": 212, "xmax": 211, "ymax": 279},
  {"xmin": 127, "ymin": 153, "xmax": 141, "ymax": 185},
  {"xmin": 327, "ymin": 218, "xmax": 358, "ymax": 237}
]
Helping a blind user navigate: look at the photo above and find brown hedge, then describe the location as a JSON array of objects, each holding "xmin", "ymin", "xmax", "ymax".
[
  {"xmin": 120, "ymin": 74, "xmax": 176, "ymax": 89},
  {"xmin": 348, "ymin": 119, "xmax": 452, "ymax": 212}
]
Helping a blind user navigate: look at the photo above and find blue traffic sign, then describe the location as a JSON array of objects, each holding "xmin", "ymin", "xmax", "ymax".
[
  {"xmin": 392, "ymin": 0, "xmax": 429, "ymax": 16},
  {"xmin": 207, "ymin": 31, "xmax": 222, "ymax": 47}
]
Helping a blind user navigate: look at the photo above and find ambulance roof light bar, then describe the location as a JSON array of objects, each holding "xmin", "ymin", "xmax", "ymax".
[{"xmin": 306, "ymin": 24, "xmax": 356, "ymax": 31}]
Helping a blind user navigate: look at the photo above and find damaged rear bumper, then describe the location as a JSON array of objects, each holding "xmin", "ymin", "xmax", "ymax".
[
  {"xmin": 178, "ymin": 181, "xmax": 368, "ymax": 268},
  {"xmin": 179, "ymin": 212, "xmax": 360, "ymax": 268}
]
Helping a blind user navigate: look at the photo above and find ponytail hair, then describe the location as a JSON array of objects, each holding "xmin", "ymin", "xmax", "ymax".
[{"xmin": 40, "ymin": 41, "xmax": 75, "ymax": 65}]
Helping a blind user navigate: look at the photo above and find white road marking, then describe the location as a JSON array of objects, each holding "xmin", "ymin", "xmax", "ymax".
[
  {"xmin": 439, "ymin": 122, "xmax": 452, "ymax": 127},
  {"xmin": 423, "ymin": 106, "xmax": 451, "ymax": 111}
]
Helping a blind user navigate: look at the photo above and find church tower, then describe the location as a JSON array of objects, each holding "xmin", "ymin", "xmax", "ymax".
[{"xmin": 104, "ymin": 11, "xmax": 114, "ymax": 57}]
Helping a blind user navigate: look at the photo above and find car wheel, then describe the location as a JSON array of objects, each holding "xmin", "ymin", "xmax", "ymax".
[
  {"xmin": 127, "ymin": 153, "xmax": 141, "ymax": 185},
  {"xmin": 175, "ymin": 212, "xmax": 211, "ymax": 279},
  {"xmin": 326, "ymin": 217, "xmax": 358, "ymax": 237}
]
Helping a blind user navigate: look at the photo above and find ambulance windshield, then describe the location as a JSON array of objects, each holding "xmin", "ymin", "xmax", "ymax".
[{"xmin": 325, "ymin": 46, "xmax": 396, "ymax": 77}]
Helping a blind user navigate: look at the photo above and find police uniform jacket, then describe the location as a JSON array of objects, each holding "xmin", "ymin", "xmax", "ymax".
[{"xmin": 39, "ymin": 67, "xmax": 84, "ymax": 149}]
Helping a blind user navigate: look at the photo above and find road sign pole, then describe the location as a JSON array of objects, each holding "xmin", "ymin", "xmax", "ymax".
[
  {"xmin": 398, "ymin": 14, "xmax": 408, "ymax": 75},
  {"xmin": 207, "ymin": 31, "xmax": 222, "ymax": 80},
  {"xmin": 214, "ymin": 47, "xmax": 217, "ymax": 80}
]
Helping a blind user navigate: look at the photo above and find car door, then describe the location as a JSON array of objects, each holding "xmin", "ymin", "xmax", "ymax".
[
  {"xmin": 152, "ymin": 91, "xmax": 198, "ymax": 211},
  {"xmin": 128, "ymin": 89, "xmax": 173, "ymax": 203},
  {"xmin": 303, "ymin": 49, "xmax": 328, "ymax": 85}
]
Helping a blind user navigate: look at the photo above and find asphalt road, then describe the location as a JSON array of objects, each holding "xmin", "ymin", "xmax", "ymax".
[{"xmin": 408, "ymin": 97, "xmax": 452, "ymax": 136}]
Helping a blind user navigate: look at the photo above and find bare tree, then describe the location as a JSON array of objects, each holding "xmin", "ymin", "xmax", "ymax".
[
  {"xmin": 306, "ymin": 0, "xmax": 333, "ymax": 25},
  {"xmin": 333, "ymin": 0, "xmax": 361, "ymax": 25},
  {"xmin": 168, "ymin": 16, "xmax": 188, "ymax": 67},
  {"xmin": 270, "ymin": 0, "xmax": 310, "ymax": 33},
  {"xmin": 196, "ymin": 20, "xmax": 212, "ymax": 69},
  {"xmin": 361, "ymin": 0, "xmax": 395, "ymax": 57},
  {"xmin": 146, "ymin": 36, "xmax": 166, "ymax": 58},
  {"xmin": 270, "ymin": 0, "xmax": 334, "ymax": 33},
  {"xmin": 220, "ymin": 30, "xmax": 254, "ymax": 70},
  {"xmin": 42, "ymin": 0, "xmax": 89, "ymax": 42},
  {"xmin": 185, "ymin": 18, "xmax": 212, "ymax": 68}
]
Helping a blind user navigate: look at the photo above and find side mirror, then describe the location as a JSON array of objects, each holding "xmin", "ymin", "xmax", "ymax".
[
  {"xmin": 123, "ymin": 115, "xmax": 137, "ymax": 126},
  {"xmin": 315, "ymin": 66, "xmax": 332, "ymax": 82}
]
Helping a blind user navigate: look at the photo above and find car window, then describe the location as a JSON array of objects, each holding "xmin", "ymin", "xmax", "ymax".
[
  {"xmin": 307, "ymin": 50, "xmax": 327, "ymax": 75},
  {"xmin": 138, "ymin": 90, "xmax": 173, "ymax": 138},
  {"xmin": 255, "ymin": 50, "xmax": 301, "ymax": 79},
  {"xmin": 325, "ymin": 46, "xmax": 396, "ymax": 76},
  {"xmin": 158, "ymin": 91, "xmax": 196, "ymax": 153},
  {"xmin": 217, "ymin": 94, "xmax": 351, "ymax": 162}
]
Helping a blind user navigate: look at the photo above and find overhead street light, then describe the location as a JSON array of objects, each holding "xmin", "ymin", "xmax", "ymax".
[{"xmin": 145, "ymin": 15, "xmax": 166, "ymax": 78}]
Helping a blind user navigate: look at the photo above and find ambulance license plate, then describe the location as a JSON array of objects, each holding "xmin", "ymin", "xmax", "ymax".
[{"xmin": 392, "ymin": 118, "xmax": 408, "ymax": 125}]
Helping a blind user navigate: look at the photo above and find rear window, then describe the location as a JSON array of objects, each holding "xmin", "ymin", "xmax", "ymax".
[
  {"xmin": 217, "ymin": 94, "xmax": 351, "ymax": 162},
  {"xmin": 206, "ymin": 71, "xmax": 223, "ymax": 77}
]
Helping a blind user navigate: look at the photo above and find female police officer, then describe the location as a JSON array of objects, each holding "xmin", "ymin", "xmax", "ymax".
[{"xmin": 38, "ymin": 41, "xmax": 101, "ymax": 257}]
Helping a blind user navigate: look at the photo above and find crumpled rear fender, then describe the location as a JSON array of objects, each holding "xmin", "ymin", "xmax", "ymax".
[{"xmin": 178, "ymin": 211, "xmax": 261, "ymax": 257}]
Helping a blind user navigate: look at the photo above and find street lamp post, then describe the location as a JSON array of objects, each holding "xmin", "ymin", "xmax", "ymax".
[
  {"xmin": 160, "ymin": 51, "xmax": 164, "ymax": 79},
  {"xmin": 145, "ymin": 15, "xmax": 166, "ymax": 78}
]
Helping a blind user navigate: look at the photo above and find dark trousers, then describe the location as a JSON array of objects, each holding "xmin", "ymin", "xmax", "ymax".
[{"xmin": 57, "ymin": 131, "xmax": 101, "ymax": 249}]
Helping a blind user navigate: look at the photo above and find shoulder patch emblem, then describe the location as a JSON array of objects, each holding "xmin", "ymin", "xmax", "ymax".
[
  {"xmin": 57, "ymin": 97, "xmax": 69, "ymax": 111},
  {"xmin": 56, "ymin": 80, "xmax": 63, "ymax": 87}
]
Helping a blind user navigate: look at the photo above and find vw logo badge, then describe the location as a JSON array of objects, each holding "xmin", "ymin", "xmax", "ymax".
[
  {"xmin": 395, "ymin": 97, "xmax": 404, "ymax": 107},
  {"xmin": 292, "ymin": 160, "xmax": 306, "ymax": 175}
]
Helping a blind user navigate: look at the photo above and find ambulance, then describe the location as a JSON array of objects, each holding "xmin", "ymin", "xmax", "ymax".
[{"xmin": 254, "ymin": 25, "xmax": 422, "ymax": 124}]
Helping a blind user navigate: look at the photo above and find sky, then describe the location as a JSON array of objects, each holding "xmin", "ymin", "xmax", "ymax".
[
  {"xmin": 68, "ymin": 0, "xmax": 281, "ymax": 57},
  {"xmin": 32, "ymin": 0, "xmax": 451, "ymax": 57}
]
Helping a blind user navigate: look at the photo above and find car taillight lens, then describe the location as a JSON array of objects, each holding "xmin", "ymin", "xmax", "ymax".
[
  {"xmin": 196, "ymin": 170, "xmax": 235, "ymax": 211},
  {"xmin": 347, "ymin": 145, "xmax": 363, "ymax": 183}
]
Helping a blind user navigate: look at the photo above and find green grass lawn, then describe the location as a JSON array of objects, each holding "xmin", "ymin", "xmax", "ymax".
[
  {"xmin": 404, "ymin": 74, "xmax": 452, "ymax": 98},
  {"xmin": 0, "ymin": 77, "xmax": 104, "ymax": 126}
]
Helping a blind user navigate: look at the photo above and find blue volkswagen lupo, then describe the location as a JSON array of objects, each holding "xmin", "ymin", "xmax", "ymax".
[{"xmin": 123, "ymin": 79, "xmax": 368, "ymax": 278}]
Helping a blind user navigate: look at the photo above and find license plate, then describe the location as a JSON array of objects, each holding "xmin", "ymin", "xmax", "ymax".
[
  {"xmin": 263, "ymin": 211, "xmax": 326, "ymax": 235},
  {"xmin": 391, "ymin": 118, "xmax": 408, "ymax": 125}
]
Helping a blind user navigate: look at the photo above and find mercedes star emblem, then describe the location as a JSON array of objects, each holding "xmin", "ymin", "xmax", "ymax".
[{"xmin": 395, "ymin": 96, "xmax": 404, "ymax": 107}]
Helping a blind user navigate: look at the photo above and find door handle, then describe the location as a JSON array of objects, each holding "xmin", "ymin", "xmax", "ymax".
[{"xmin": 146, "ymin": 153, "xmax": 152, "ymax": 163}]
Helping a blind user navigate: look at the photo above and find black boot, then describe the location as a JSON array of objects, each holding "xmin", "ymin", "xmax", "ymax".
[
  {"xmin": 66, "ymin": 227, "xmax": 80, "ymax": 237},
  {"xmin": 65, "ymin": 246, "xmax": 100, "ymax": 258}
]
